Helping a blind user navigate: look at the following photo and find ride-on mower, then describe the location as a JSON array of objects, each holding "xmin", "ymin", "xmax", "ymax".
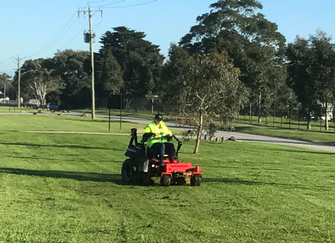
[{"xmin": 121, "ymin": 128, "xmax": 202, "ymax": 186}]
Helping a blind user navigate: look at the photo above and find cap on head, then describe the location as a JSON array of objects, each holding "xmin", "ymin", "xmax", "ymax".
[{"xmin": 155, "ymin": 113, "xmax": 163, "ymax": 121}]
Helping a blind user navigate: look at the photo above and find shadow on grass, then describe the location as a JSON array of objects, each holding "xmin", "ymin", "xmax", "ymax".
[
  {"xmin": 0, "ymin": 167, "xmax": 123, "ymax": 184},
  {"xmin": 0, "ymin": 166, "xmax": 266, "ymax": 187},
  {"xmin": 203, "ymin": 177, "xmax": 266, "ymax": 185},
  {"xmin": 5, "ymin": 167, "xmax": 321, "ymax": 189},
  {"xmin": 0, "ymin": 142, "xmax": 124, "ymax": 152},
  {"xmin": 261, "ymin": 146, "xmax": 334, "ymax": 155}
]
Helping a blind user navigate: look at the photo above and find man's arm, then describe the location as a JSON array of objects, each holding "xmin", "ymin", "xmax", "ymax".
[{"xmin": 161, "ymin": 122, "xmax": 172, "ymax": 136}]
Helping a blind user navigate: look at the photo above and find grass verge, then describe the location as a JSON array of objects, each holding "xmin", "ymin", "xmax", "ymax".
[{"xmin": 0, "ymin": 114, "xmax": 334, "ymax": 242}]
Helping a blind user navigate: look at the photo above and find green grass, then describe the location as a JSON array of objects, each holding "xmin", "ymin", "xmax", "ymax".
[
  {"xmin": 0, "ymin": 113, "xmax": 182, "ymax": 137},
  {"xmin": 1, "ymin": 114, "xmax": 335, "ymax": 242},
  {"xmin": 235, "ymin": 125, "xmax": 335, "ymax": 144},
  {"xmin": 0, "ymin": 113, "xmax": 133, "ymax": 133}
]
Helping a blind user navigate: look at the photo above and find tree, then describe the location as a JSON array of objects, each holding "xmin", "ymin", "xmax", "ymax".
[
  {"xmin": 286, "ymin": 37, "xmax": 315, "ymax": 129},
  {"xmin": 165, "ymin": 51, "xmax": 248, "ymax": 153},
  {"xmin": 48, "ymin": 50, "xmax": 90, "ymax": 109},
  {"xmin": 160, "ymin": 44, "xmax": 191, "ymax": 113},
  {"xmin": 179, "ymin": 0, "xmax": 287, "ymax": 120},
  {"xmin": 99, "ymin": 27, "xmax": 164, "ymax": 104},
  {"xmin": 243, "ymin": 43, "xmax": 287, "ymax": 121},
  {"xmin": 286, "ymin": 31, "xmax": 335, "ymax": 130},
  {"xmin": 0, "ymin": 73, "xmax": 13, "ymax": 99},
  {"xmin": 99, "ymin": 49, "xmax": 123, "ymax": 94},
  {"xmin": 123, "ymin": 51, "xmax": 154, "ymax": 105},
  {"xmin": 309, "ymin": 31, "xmax": 335, "ymax": 130},
  {"xmin": 19, "ymin": 59, "xmax": 61, "ymax": 106}
]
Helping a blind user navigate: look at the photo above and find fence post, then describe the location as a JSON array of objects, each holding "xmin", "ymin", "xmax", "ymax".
[
  {"xmin": 273, "ymin": 103, "xmax": 275, "ymax": 127},
  {"xmin": 289, "ymin": 107, "xmax": 291, "ymax": 129},
  {"xmin": 281, "ymin": 116, "xmax": 283, "ymax": 127}
]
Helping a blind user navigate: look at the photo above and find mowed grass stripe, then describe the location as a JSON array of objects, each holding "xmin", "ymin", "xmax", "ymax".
[{"xmin": 0, "ymin": 114, "xmax": 334, "ymax": 242}]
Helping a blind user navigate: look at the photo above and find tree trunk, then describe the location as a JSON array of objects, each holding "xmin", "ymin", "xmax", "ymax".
[
  {"xmin": 125, "ymin": 98, "xmax": 131, "ymax": 111},
  {"xmin": 193, "ymin": 113, "xmax": 203, "ymax": 154},
  {"xmin": 258, "ymin": 91, "xmax": 261, "ymax": 124},
  {"xmin": 306, "ymin": 108, "xmax": 311, "ymax": 130},
  {"xmin": 325, "ymin": 102, "xmax": 329, "ymax": 131},
  {"xmin": 249, "ymin": 102, "xmax": 252, "ymax": 123}
]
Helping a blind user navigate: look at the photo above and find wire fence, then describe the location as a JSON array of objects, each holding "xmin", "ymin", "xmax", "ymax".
[{"xmin": 236, "ymin": 112, "xmax": 335, "ymax": 133}]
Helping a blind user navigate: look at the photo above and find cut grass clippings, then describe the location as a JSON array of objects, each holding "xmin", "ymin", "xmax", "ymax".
[{"xmin": 0, "ymin": 114, "xmax": 334, "ymax": 242}]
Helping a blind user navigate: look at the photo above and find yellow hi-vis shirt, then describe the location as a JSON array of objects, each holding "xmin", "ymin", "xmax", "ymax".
[{"xmin": 143, "ymin": 121, "xmax": 172, "ymax": 147}]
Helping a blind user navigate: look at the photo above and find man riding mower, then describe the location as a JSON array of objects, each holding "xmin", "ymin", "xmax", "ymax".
[
  {"xmin": 143, "ymin": 114, "xmax": 175, "ymax": 166},
  {"xmin": 121, "ymin": 114, "xmax": 202, "ymax": 186}
]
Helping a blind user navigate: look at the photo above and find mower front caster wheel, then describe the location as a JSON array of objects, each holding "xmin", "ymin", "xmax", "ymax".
[
  {"xmin": 191, "ymin": 174, "xmax": 202, "ymax": 186},
  {"xmin": 160, "ymin": 175, "xmax": 171, "ymax": 187}
]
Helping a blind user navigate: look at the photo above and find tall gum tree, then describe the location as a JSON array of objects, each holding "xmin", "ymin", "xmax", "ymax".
[{"xmin": 179, "ymin": 0, "xmax": 287, "ymax": 122}]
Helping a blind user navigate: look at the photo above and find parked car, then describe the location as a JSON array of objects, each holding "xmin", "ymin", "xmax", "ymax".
[{"xmin": 47, "ymin": 102, "xmax": 58, "ymax": 110}]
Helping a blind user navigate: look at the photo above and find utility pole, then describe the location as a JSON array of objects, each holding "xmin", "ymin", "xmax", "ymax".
[
  {"xmin": 16, "ymin": 55, "xmax": 24, "ymax": 108},
  {"xmin": 78, "ymin": 4, "xmax": 102, "ymax": 120}
]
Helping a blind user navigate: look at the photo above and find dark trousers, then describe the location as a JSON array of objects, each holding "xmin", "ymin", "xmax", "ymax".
[{"xmin": 150, "ymin": 143, "xmax": 176, "ymax": 163}]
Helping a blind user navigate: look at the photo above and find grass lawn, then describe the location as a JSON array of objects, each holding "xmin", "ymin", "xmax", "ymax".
[
  {"xmin": 0, "ymin": 114, "xmax": 335, "ymax": 242},
  {"xmin": 234, "ymin": 125, "xmax": 335, "ymax": 144}
]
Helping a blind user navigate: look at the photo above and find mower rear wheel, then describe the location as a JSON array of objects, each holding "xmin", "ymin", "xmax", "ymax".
[
  {"xmin": 191, "ymin": 174, "xmax": 201, "ymax": 186},
  {"xmin": 121, "ymin": 159, "xmax": 135, "ymax": 184},
  {"xmin": 160, "ymin": 174, "xmax": 171, "ymax": 187}
]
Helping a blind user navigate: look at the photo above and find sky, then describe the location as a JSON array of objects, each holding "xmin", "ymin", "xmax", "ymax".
[{"xmin": 2, "ymin": 0, "xmax": 335, "ymax": 77}]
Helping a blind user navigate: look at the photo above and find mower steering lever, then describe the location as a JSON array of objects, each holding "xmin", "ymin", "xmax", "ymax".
[{"xmin": 141, "ymin": 133, "xmax": 154, "ymax": 143}]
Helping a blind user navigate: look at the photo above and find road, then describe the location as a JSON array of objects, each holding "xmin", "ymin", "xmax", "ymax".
[
  {"xmin": 2, "ymin": 111, "xmax": 335, "ymax": 153},
  {"xmin": 97, "ymin": 113, "xmax": 335, "ymax": 153}
]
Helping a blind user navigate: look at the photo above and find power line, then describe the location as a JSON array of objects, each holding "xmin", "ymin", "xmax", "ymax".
[
  {"xmin": 90, "ymin": 0, "xmax": 124, "ymax": 6},
  {"xmin": 25, "ymin": 0, "xmax": 158, "ymax": 58},
  {"xmin": 90, "ymin": 0, "xmax": 157, "ymax": 9},
  {"xmin": 91, "ymin": 0, "xmax": 125, "ymax": 8},
  {"xmin": 92, "ymin": 11, "xmax": 104, "ymax": 28},
  {"xmin": 59, "ymin": 25, "xmax": 86, "ymax": 50},
  {"xmin": 24, "ymin": 12, "xmax": 79, "ymax": 59},
  {"xmin": 102, "ymin": 0, "xmax": 158, "ymax": 9},
  {"xmin": 58, "ymin": 11, "xmax": 103, "ymax": 50},
  {"xmin": 0, "ymin": 56, "xmax": 15, "ymax": 64}
]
